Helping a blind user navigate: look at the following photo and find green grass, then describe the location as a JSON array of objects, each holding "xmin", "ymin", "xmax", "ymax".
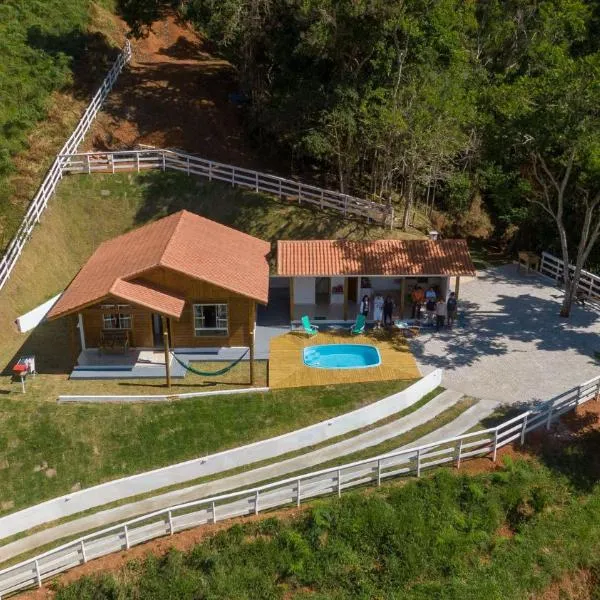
[
  {"xmin": 0, "ymin": 378, "xmax": 415, "ymax": 516},
  {"xmin": 0, "ymin": 0, "xmax": 119, "ymax": 249},
  {"xmin": 49, "ymin": 456, "xmax": 600, "ymax": 600}
]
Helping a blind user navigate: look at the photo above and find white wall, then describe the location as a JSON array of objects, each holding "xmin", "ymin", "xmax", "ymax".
[
  {"xmin": 0, "ymin": 371, "xmax": 442, "ymax": 539},
  {"xmin": 293, "ymin": 277, "xmax": 316, "ymax": 304},
  {"xmin": 16, "ymin": 293, "xmax": 62, "ymax": 333}
]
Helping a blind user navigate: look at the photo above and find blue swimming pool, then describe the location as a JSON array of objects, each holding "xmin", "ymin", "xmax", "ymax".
[{"xmin": 303, "ymin": 344, "xmax": 381, "ymax": 369}]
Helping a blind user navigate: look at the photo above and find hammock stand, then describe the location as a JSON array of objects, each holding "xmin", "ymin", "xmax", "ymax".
[{"xmin": 170, "ymin": 349, "xmax": 249, "ymax": 377}]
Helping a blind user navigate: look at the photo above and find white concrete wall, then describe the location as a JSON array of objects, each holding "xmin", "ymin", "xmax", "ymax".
[
  {"xmin": 0, "ymin": 370, "xmax": 442, "ymax": 539},
  {"xmin": 293, "ymin": 277, "xmax": 316, "ymax": 304},
  {"xmin": 16, "ymin": 293, "xmax": 62, "ymax": 333}
]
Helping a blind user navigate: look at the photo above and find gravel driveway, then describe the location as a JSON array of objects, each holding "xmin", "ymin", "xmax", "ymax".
[{"xmin": 412, "ymin": 264, "xmax": 600, "ymax": 407}]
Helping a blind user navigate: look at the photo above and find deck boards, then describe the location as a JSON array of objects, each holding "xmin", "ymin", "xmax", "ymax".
[{"xmin": 269, "ymin": 330, "xmax": 420, "ymax": 389}]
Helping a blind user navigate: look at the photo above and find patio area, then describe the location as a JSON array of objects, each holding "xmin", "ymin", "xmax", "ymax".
[
  {"xmin": 411, "ymin": 263, "xmax": 600, "ymax": 406},
  {"xmin": 268, "ymin": 329, "xmax": 420, "ymax": 389}
]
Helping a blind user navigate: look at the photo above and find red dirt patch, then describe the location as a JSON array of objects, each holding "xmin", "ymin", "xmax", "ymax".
[
  {"xmin": 533, "ymin": 568, "xmax": 595, "ymax": 600},
  {"xmin": 15, "ymin": 505, "xmax": 309, "ymax": 599},
  {"xmin": 86, "ymin": 14, "xmax": 267, "ymax": 170}
]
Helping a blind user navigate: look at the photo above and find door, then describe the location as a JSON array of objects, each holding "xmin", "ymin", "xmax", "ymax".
[
  {"xmin": 151, "ymin": 314, "xmax": 164, "ymax": 347},
  {"xmin": 315, "ymin": 277, "xmax": 331, "ymax": 305},
  {"xmin": 347, "ymin": 277, "xmax": 358, "ymax": 303}
]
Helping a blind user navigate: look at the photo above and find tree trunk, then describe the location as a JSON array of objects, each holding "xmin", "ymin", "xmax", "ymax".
[{"xmin": 402, "ymin": 176, "xmax": 414, "ymax": 230}]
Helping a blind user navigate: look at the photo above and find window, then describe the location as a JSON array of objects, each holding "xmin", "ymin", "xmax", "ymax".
[
  {"xmin": 103, "ymin": 313, "xmax": 132, "ymax": 329},
  {"xmin": 193, "ymin": 304, "xmax": 228, "ymax": 336}
]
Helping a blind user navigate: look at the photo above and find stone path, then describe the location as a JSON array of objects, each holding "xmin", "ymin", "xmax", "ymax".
[
  {"xmin": 413, "ymin": 264, "xmax": 600, "ymax": 406},
  {"xmin": 0, "ymin": 388, "xmax": 485, "ymax": 564}
]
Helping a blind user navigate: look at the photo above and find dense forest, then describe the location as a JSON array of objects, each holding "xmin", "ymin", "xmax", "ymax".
[{"xmin": 120, "ymin": 0, "xmax": 600, "ymax": 314}]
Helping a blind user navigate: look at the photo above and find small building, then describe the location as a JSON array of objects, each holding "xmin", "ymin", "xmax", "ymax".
[
  {"xmin": 277, "ymin": 239, "xmax": 476, "ymax": 322},
  {"xmin": 47, "ymin": 210, "xmax": 270, "ymax": 358}
]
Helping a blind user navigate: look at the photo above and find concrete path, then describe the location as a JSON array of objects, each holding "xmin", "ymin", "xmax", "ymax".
[
  {"xmin": 413, "ymin": 264, "xmax": 600, "ymax": 406},
  {"xmin": 0, "ymin": 389, "xmax": 469, "ymax": 563}
]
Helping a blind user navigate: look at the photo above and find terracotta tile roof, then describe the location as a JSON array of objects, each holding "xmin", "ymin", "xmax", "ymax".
[
  {"xmin": 110, "ymin": 280, "xmax": 186, "ymax": 319},
  {"xmin": 48, "ymin": 211, "xmax": 271, "ymax": 319},
  {"xmin": 277, "ymin": 239, "xmax": 476, "ymax": 277}
]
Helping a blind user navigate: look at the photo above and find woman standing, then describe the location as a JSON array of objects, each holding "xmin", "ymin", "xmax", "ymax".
[
  {"xmin": 383, "ymin": 295, "xmax": 395, "ymax": 326},
  {"xmin": 360, "ymin": 295, "xmax": 370, "ymax": 319}
]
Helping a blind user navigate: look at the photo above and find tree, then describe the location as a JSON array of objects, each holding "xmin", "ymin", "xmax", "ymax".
[{"xmin": 487, "ymin": 1, "xmax": 600, "ymax": 317}]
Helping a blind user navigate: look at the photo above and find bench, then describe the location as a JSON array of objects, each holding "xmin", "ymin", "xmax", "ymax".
[{"xmin": 99, "ymin": 330, "xmax": 130, "ymax": 354}]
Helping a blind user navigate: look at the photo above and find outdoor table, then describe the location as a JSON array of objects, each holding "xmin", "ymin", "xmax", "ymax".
[
  {"xmin": 12, "ymin": 356, "xmax": 36, "ymax": 393},
  {"xmin": 394, "ymin": 320, "xmax": 420, "ymax": 338}
]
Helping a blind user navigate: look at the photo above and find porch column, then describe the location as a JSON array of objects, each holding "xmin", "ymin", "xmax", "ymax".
[
  {"xmin": 343, "ymin": 277, "xmax": 349, "ymax": 321},
  {"xmin": 400, "ymin": 278, "xmax": 407, "ymax": 319},
  {"xmin": 162, "ymin": 315, "xmax": 171, "ymax": 389},
  {"xmin": 455, "ymin": 276, "xmax": 461, "ymax": 299},
  {"xmin": 249, "ymin": 300, "xmax": 256, "ymax": 385},
  {"xmin": 289, "ymin": 278, "xmax": 294, "ymax": 323},
  {"xmin": 77, "ymin": 313, "xmax": 86, "ymax": 351}
]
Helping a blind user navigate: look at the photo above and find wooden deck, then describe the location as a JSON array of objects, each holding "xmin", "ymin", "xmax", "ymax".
[{"xmin": 268, "ymin": 329, "xmax": 421, "ymax": 389}]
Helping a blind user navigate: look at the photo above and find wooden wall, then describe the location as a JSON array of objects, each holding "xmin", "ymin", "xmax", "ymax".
[
  {"xmin": 140, "ymin": 267, "xmax": 255, "ymax": 348},
  {"xmin": 80, "ymin": 268, "xmax": 257, "ymax": 349},
  {"xmin": 81, "ymin": 301, "xmax": 153, "ymax": 348}
]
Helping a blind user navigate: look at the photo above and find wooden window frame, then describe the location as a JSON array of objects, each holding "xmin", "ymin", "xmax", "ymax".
[{"xmin": 193, "ymin": 303, "xmax": 229, "ymax": 337}]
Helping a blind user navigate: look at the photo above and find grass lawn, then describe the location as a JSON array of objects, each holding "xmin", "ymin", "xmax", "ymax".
[
  {"xmin": 50, "ymin": 456, "xmax": 600, "ymax": 600},
  {"xmin": 0, "ymin": 378, "xmax": 416, "ymax": 516}
]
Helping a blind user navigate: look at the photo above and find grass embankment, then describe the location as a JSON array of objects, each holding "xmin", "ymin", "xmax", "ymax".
[
  {"xmin": 50, "ymin": 457, "xmax": 600, "ymax": 600},
  {"xmin": 0, "ymin": 379, "xmax": 415, "ymax": 517},
  {"xmin": 0, "ymin": 0, "xmax": 122, "ymax": 250}
]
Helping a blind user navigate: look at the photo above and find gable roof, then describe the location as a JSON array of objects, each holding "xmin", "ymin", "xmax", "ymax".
[
  {"xmin": 48, "ymin": 211, "xmax": 271, "ymax": 319},
  {"xmin": 277, "ymin": 239, "xmax": 476, "ymax": 277}
]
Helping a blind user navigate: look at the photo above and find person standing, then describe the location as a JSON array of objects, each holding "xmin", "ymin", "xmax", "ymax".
[
  {"xmin": 383, "ymin": 295, "xmax": 395, "ymax": 327},
  {"xmin": 425, "ymin": 286, "xmax": 437, "ymax": 303},
  {"xmin": 435, "ymin": 298, "xmax": 447, "ymax": 331},
  {"xmin": 411, "ymin": 285, "xmax": 424, "ymax": 319},
  {"xmin": 360, "ymin": 294, "xmax": 370, "ymax": 318},
  {"xmin": 447, "ymin": 292, "xmax": 458, "ymax": 328},
  {"xmin": 373, "ymin": 294, "xmax": 384, "ymax": 328}
]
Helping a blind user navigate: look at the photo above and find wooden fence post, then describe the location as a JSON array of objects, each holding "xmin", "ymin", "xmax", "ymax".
[
  {"xmin": 80, "ymin": 539, "xmax": 88, "ymax": 563},
  {"xmin": 520, "ymin": 414, "xmax": 528, "ymax": 445},
  {"xmin": 456, "ymin": 440, "xmax": 463, "ymax": 469},
  {"xmin": 546, "ymin": 402, "xmax": 554, "ymax": 430},
  {"xmin": 296, "ymin": 479, "xmax": 301, "ymax": 507},
  {"xmin": 187, "ymin": 156, "xmax": 190, "ymax": 175},
  {"xmin": 377, "ymin": 459, "xmax": 382, "ymax": 487},
  {"xmin": 337, "ymin": 469, "xmax": 342, "ymax": 497},
  {"xmin": 168, "ymin": 510, "xmax": 174, "ymax": 535},
  {"xmin": 255, "ymin": 172, "xmax": 259, "ymax": 192},
  {"xmin": 124, "ymin": 524, "xmax": 130, "ymax": 550},
  {"xmin": 162, "ymin": 152, "xmax": 166, "ymax": 172},
  {"xmin": 135, "ymin": 152, "xmax": 140, "ymax": 173},
  {"xmin": 34, "ymin": 559, "xmax": 42, "ymax": 588},
  {"xmin": 208, "ymin": 162, "xmax": 213, "ymax": 181},
  {"xmin": 492, "ymin": 428, "xmax": 499, "ymax": 463},
  {"xmin": 255, "ymin": 490, "xmax": 260, "ymax": 515},
  {"xmin": 416, "ymin": 449, "xmax": 422, "ymax": 477},
  {"xmin": 212, "ymin": 501, "xmax": 217, "ymax": 524}
]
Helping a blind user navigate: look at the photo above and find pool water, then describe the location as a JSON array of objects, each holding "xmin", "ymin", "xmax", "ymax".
[{"xmin": 303, "ymin": 344, "xmax": 381, "ymax": 369}]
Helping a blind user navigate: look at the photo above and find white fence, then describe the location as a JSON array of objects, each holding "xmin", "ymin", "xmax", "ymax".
[
  {"xmin": 1, "ymin": 374, "xmax": 598, "ymax": 598},
  {"xmin": 0, "ymin": 41, "xmax": 132, "ymax": 293},
  {"xmin": 540, "ymin": 251, "xmax": 600, "ymax": 299},
  {"xmin": 0, "ymin": 372, "xmax": 441, "ymax": 539},
  {"xmin": 59, "ymin": 149, "xmax": 394, "ymax": 226}
]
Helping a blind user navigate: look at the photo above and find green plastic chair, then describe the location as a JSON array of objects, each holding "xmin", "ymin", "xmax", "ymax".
[
  {"xmin": 350, "ymin": 314, "xmax": 366, "ymax": 335},
  {"xmin": 301, "ymin": 315, "xmax": 319, "ymax": 336}
]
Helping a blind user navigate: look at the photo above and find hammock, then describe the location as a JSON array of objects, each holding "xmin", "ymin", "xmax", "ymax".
[{"xmin": 171, "ymin": 350, "xmax": 249, "ymax": 377}]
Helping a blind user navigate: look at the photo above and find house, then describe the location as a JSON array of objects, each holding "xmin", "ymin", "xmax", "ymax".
[
  {"xmin": 277, "ymin": 239, "xmax": 476, "ymax": 322},
  {"xmin": 47, "ymin": 210, "xmax": 270, "ymax": 379}
]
